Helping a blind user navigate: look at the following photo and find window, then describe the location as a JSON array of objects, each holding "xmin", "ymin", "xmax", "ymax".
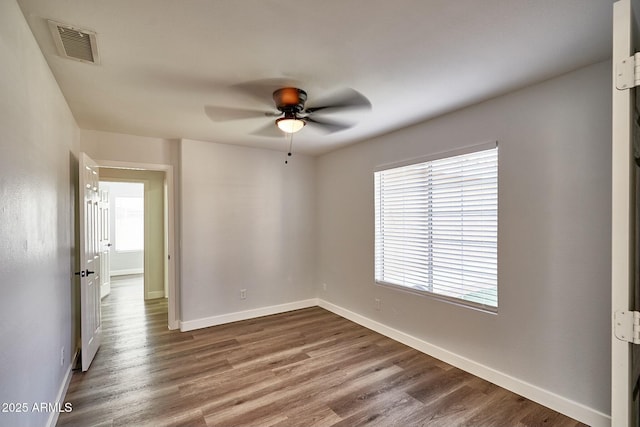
[
  {"xmin": 115, "ymin": 196, "xmax": 144, "ymax": 251},
  {"xmin": 374, "ymin": 143, "xmax": 498, "ymax": 311}
]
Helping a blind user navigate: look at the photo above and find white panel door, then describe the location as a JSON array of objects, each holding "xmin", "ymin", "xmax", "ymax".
[
  {"xmin": 79, "ymin": 153, "xmax": 102, "ymax": 372},
  {"xmin": 613, "ymin": 0, "xmax": 640, "ymax": 425},
  {"xmin": 99, "ymin": 187, "xmax": 111, "ymax": 298}
]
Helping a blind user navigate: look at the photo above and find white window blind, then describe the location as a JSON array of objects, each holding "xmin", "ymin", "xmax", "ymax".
[
  {"xmin": 115, "ymin": 196, "xmax": 144, "ymax": 252},
  {"xmin": 374, "ymin": 145, "xmax": 498, "ymax": 311}
]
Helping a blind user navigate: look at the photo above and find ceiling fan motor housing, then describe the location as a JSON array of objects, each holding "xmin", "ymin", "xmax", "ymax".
[{"xmin": 273, "ymin": 88, "xmax": 307, "ymax": 113}]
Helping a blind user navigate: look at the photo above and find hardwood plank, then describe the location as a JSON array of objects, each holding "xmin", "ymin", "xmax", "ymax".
[
  {"xmin": 329, "ymin": 393, "xmax": 425, "ymax": 427},
  {"xmin": 271, "ymin": 406, "xmax": 342, "ymax": 427},
  {"xmin": 57, "ymin": 275, "xmax": 587, "ymax": 427},
  {"xmin": 405, "ymin": 384, "xmax": 501, "ymax": 426},
  {"xmin": 201, "ymin": 349, "xmax": 407, "ymax": 425},
  {"xmin": 327, "ymin": 361, "xmax": 444, "ymax": 418},
  {"xmin": 406, "ymin": 365, "xmax": 475, "ymax": 405}
]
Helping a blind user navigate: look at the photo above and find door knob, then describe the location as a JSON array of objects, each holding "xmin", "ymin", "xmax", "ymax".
[{"xmin": 74, "ymin": 269, "xmax": 95, "ymax": 277}]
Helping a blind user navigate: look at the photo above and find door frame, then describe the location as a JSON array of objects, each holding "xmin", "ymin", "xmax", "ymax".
[
  {"xmin": 612, "ymin": 0, "xmax": 638, "ymax": 425},
  {"xmin": 96, "ymin": 160, "xmax": 178, "ymax": 330},
  {"xmin": 99, "ymin": 177, "xmax": 149, "ymax": 297}
]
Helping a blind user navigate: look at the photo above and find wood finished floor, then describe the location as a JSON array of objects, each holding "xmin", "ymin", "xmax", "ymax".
[{"xmin": 58, "ymin": 277, "xmax": 587, "ymax": 427}]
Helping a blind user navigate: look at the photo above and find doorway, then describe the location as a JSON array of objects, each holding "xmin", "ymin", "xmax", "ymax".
[
  {"xmin": 99, "ymin": 181, "xmax": 145, "ymax": 299},
  {"xmin": 95, "ymin": 162, "xmax": 178, "ymax": 330}
]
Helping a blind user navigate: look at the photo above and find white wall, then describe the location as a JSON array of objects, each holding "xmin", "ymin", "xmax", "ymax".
[
  {"xmin": 179, "ymin": 139, "xmax": 316, "ymax": 325},
  {"xmin": 0, "ymin": 1, "xmax": 80, "ymax": 426},
  {"xmin": 81, "ymin": 129, "xmax": 177, "ymax": 166},
  {"xmin": 316, "ymin": 61, "xmax": 611, "ymax": 421}
]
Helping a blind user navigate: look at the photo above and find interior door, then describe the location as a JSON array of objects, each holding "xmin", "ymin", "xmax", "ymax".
[
  {"xmin": 79, "ymin": 152, "xmax": 102, "ymax": 371},
  {"xmin": 99, "ymin": 187, "xmax": 111, "ymax": 298},
  {"xmin": 613, "ymin": 0, "xmax": 640, "ymax": 425}
]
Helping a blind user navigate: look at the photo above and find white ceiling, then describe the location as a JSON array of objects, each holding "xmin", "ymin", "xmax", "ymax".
[{"xmin": 17, "ymin": 0, "xmax": 613, "ymax": 155}]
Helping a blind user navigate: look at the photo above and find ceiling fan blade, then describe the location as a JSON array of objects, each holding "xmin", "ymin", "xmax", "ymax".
[
  {"xmin": 250, "ymin": 121, "xmax": 288, "ymax": 138},
  {"xmin": 204, "ymin": 106, "xmax": 279, "ymax": 121},
  {"xmin": 304, "ymin": 88, "xmax": 371, "ymax": 114},
  {"xmin": 304, "ymin": 116, "xmax": 353, "ymax": 134}
]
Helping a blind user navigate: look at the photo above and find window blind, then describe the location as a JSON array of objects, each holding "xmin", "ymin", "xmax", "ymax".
[
  {"xmin": 115, "ymin": 196, "xmax": 144, "ymax": 252},
  {"xmin": 374, "ymin": 145, "xmax": 498, "ymax": 310}
]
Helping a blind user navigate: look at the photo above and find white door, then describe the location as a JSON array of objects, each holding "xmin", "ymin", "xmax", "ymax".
[
  {"xmin": 99, "ymin": 187, "xmax": 111, "ymax": 298},
  {"xmin": 79, "ymin": 153, "xmax": 102, "ymax": 371},
  {"xmin": 613, "ymin": 0, "xmax": 640, "ymax": 425}
]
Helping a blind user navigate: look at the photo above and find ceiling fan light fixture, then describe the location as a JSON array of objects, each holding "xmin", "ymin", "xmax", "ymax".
[{"xmin": 276, "ymin": 117, "xmax": 305, "ymax": 133}]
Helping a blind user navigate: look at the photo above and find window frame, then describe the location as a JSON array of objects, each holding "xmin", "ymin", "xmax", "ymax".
[{"xmin": 374, "ymin": 141, "xmax": 498, "ymax": 313}]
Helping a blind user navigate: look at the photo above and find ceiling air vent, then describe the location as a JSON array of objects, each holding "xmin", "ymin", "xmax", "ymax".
[{"xmin": 47, "ymin": 20, "xmax": 100, "ymax": 65}]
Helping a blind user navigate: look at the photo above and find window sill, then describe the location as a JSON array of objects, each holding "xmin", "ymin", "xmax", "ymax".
[{"xmin": 375, "ymin": 280, "xmax": 498, "ymax": 315}]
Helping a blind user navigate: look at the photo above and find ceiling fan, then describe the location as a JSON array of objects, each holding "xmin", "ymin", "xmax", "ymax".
[{"xmin": 204, "ymin": 85, "xmax": 372, "ymax": 137}]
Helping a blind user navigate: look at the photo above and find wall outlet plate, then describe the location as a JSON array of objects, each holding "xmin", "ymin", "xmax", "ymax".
[{"xmin": 240, "ymin": 289, "xmax": 247, "ymax": 300}]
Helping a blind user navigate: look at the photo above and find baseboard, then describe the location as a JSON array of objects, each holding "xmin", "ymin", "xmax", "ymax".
[
  {"xmin": 317, "ymin": 299, "xmax": 610, "ymax": 427},
  {"xmin": 45, "ymin": 351, "xmax": 76, "ymax": 427},
  {"xmin": 110, "ymin": 268, "xmax": 143, "ymax": 276},
  {"xmin": 146, "ymin": 290, "xmax": 165, "ymax": 300},
  {"xmin": 179, "ymin": 299, "xmax": 319, "ymax": 332}
]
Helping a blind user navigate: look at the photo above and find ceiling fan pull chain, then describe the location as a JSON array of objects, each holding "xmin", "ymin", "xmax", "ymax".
[{"xmin": 285, "ymin": 132, "xmax": 294, "ymax": 164}]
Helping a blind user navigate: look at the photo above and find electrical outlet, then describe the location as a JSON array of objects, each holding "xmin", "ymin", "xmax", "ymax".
[
  {"xmin": 60, "ymin": 347, "xmax": 64, "ymax": 367},
  {"xmin": 240, "ymin": 289, "xmax": 247, "ymax": 300},
  {"xmin": 322, "ymin": 283, "xmax": 327, "ymax": 291},
  {"xmin": 374, "ymin": 298, "xmax": 381, "ymax": 311}
]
